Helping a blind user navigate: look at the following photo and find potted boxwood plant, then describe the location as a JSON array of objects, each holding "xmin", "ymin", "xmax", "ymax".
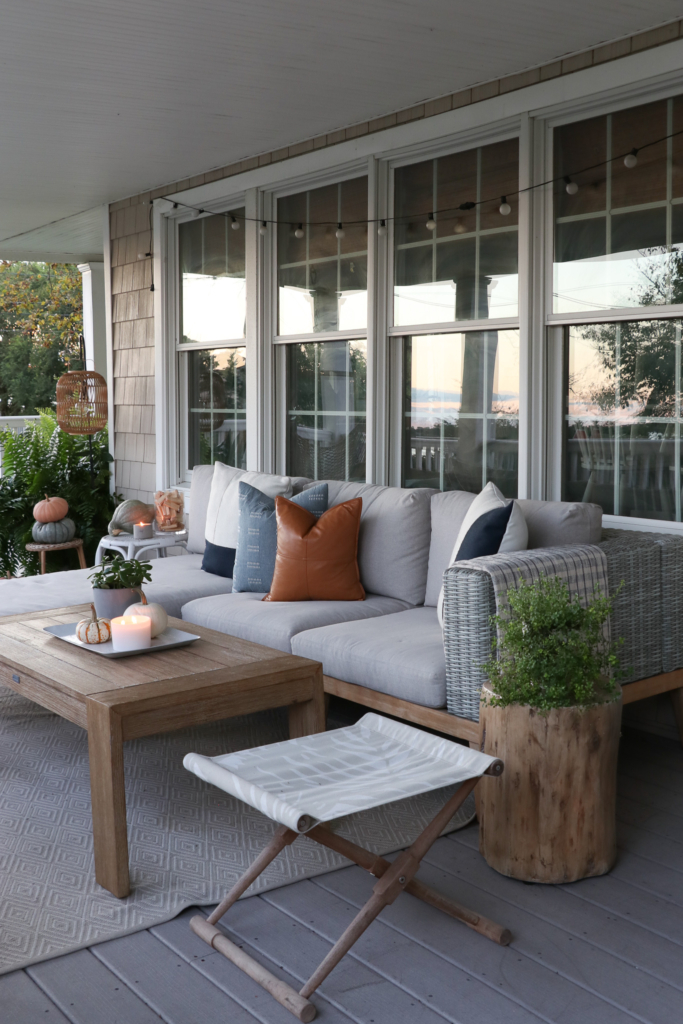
[
  {"xmin": 478, "ymin": 575, "xmax": 622, "ymax": 884},
  {"xmin": 89, "ymin": 554, "xmax": 153, "ymax": 620}
]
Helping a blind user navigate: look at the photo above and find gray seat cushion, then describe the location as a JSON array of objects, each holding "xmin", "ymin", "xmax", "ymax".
[
  {"xmin": 292, "ymin": 606, "xmax": 446, "ymax": 708},
  {"xmin": 307, "ymin": 481, "xmax": 437, "ymax": 606},
  {"xmin": 0, "ymin": 555, "xmax": 233, "ymax": 619},
  {"xmin": 181, "ymin": 592, "xmax": 409, "ymax": 654}
]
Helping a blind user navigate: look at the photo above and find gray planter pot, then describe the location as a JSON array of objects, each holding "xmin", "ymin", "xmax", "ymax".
[{"xmin": 92, "ymin": 587, "xmax": 143, "ymax": 620}]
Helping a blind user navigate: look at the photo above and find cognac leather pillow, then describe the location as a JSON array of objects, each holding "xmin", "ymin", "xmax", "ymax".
[{"xmin": 263, "ymin": 496, "xmax": 365, "ymax": 602}]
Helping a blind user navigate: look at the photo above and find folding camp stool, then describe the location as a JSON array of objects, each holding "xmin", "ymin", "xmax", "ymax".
[{"xmin": 183, "ymin": 712, "xmax": 509, "ymax": 1023}]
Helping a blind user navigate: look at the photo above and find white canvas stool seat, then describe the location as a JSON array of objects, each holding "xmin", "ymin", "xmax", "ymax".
[{"xmin": 184, "ymin": 713, "xmax": 509, "ymax": 1022}]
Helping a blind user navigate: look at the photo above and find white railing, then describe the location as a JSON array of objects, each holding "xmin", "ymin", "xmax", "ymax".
[{"xmin": 0, "ymin": 415, "xmax": 40, "ymax": 477}]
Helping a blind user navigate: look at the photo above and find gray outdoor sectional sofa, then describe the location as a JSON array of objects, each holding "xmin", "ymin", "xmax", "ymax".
[{"xmin": 0, "ymin": 463, "xmax": 621, "ymax": 743}]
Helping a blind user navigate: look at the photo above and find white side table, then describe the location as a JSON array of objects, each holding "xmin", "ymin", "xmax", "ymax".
[{"xmin": 95, "ymin": 530, "xmax": 189, "ymax": 565}]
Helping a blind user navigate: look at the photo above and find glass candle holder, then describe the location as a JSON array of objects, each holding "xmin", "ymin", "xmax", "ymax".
[
  {"xmin": 110, "ymin": 615, "xmax": 152, "ymax": 652},
  {"xmin": 133, "ymin": 522, "xmax": 153, "ymax": 540}
]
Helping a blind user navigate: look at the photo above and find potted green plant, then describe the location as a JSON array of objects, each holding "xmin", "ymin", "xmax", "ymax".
[
  {"xmin": 89, "ymin": 554, "xmax": 153, "ymax": 620},
  {"xmin": 478, "ymin": 575, "xmax": 623, "ymax": 884}
]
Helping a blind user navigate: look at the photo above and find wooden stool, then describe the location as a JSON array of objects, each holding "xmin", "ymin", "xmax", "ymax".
[
  {"xmin": 25, "ymin": 538, "xmax": 87, "ymax": 574},
  {"xmin": 184, "ymin": 712, "xmax": 509, "ymax": 1022}
]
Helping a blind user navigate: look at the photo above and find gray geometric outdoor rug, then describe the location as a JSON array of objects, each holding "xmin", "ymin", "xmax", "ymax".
[{"xmin": 0, "ymin": 685, "xmax": 475, "ymax": 975}]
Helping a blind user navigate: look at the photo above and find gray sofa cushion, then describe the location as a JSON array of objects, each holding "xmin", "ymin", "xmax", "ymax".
[
  {"xmin": 0, "ymin": 554, "xmax": 233, "ymax": 619},
  {"xmin": 517, "ymin": 499, "xmax": 602, "ymax": 548},
  {"xmin": 424, "ymin": 490, "xmax": 603, "ymax": 607},
  {"xmin": 308, "ymin": 481, "xmax": 437, "ymax": 606},
  {"xmin": 292, "ymin": 606, "xmax": 446, "ymax": 708},
  {"xmin": 181, "ymin": 592, "xmax": 409, "ymax": 654}
]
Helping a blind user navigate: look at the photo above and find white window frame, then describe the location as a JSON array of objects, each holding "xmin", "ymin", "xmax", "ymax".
[
  {"xmin": 536, "ymin": 73, "xmax": 683, "ymax": 532},
  {"xmin": 154, "ymin": 39, "xmax": 683, "ymax": 530}
]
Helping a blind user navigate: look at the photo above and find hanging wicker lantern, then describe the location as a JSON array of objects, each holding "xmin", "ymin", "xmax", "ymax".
[
  {"xmin": 56, "ymin": 336, "xmax": 108, "ymax": 435},
  {"xmin": 56, "ymin": 368, "xmax": 108, "ymax": 435}
]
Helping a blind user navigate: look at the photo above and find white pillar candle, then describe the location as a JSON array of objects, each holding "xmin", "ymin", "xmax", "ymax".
[
  {"xmin": 110, "ymin": 614, "xmax": 152, "ymax": 652},
  {"xmin": 133, "ymin": 522, "xmax": 153, "ymax": 539}
]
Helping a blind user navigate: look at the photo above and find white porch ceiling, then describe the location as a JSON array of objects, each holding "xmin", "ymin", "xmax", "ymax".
[{"xmin": 0, "ymin": 0, "xmax": 680, "ymax": 261}]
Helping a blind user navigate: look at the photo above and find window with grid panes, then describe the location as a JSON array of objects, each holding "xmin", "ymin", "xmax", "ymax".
[
  {"xmin": 394, "ymin": 138, "xmax": 519, "ymax": 327},
  {"xmin": 179, "ymin": 211, "xmax": 247, "ymax": 471},
  {"xmin": 554, "ymin": 97, "xmax": 683, "ymax": 313},
  {"xmin": 278, "ymin": 178, "xmax": 368, "ymax": 481}
]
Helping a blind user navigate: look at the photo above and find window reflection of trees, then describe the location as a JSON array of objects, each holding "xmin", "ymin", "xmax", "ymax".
[
  {"xmin": 188, "ymin": 348, "xmax": 246, "ymax": 470},
  {"xmin": 565, "ymin": 319, "xmax": 682, "ymax": 520},
  {"xmin": 286, "ymin": 341, "xmax": 367, "ymax": 481}
]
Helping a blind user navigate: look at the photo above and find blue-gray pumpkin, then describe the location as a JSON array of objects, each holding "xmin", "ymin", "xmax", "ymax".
[
  {"xmin": 108, "ymin": 499, "xmax": 155, "ymax": 536},
  {"xmin": 32, "ymin": 517, "xmax": 76, "ymax": 544}
]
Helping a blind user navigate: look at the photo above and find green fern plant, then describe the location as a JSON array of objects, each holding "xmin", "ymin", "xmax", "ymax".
[{"xmin": 0, "ymin": 410, "xmax": 119, "ymax": 576}]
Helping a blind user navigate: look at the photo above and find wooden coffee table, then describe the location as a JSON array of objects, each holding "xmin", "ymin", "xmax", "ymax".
[{"xmin": 0, "ymin": 605, "xmax": 325, "ymax": 899}]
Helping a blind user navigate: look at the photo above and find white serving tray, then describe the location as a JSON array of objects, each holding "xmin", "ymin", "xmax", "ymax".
[{"xmin": 43, "ymin": 623, "xmax": 200, "ymax": 659}]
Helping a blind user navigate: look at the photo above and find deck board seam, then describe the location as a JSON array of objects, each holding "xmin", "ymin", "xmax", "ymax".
[
  {"xmin": 150, "ymin": 909, "xmax": 358, "ymax": 1024},
  {"xmin": 89, "ymin": 937, "xmax": 194, "ymax": 1024},
  {"xmin": 428, "ymin": 840, "xmax": 683, "ymax": 996},
  {"xmin": 16, "ymin": 970, "xmax": 74, "ymax": 1024},
  {"xmin": 215, "ymin": 896, "xmax": 455, "ymax": 1024},
  {"xmin": 260, "ymin": 884, "xmax": 551, "ymax": 1024},
  {"xmin": 555, "ymin": 887, "xmax": 683, "ymax": 950}
]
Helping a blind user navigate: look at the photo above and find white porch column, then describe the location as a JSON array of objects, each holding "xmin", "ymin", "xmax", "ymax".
[{"xmin": 78, "ymin": 262, "xmax": 107, "ymax": 378}]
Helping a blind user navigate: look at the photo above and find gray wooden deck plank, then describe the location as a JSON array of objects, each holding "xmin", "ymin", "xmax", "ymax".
[
  {"xmin": 27, "ymin": 948, "xmax": 163, "ymax": 1024},
  {"xmin": 452, "ymin": 826, "xmax": 683, "ymax": 936},
  {"xmin": 218, "ymin": 886, "xmax": 456, "ymax": 1024},
  {"xmin": 262, "ymin": 875, "xmax": 546, "ymax": 1024},
  {"xmin": 92, "ymin": 929, "xmax": 260, "ymax": 1024},
  {"xmin": 310, "ymin": 861, "xmax": 650, "ymax": 1024},
  {"xmin": 619, "ymin": 733, "xmax": 682, "ymax": 773},
  {"xmin": 426, "ymin": 839, "xmax": 682, "ymax": 1023},
  {"xmin": 617, "ymin": 821, "xmax": 683, "ymax": 873},
  {"xmin": 152, "ymin": 907, "xmax": 357, "ymax": 1024},
  {"xmin": 0, "ymin": 969, "xmax": 70, "ymax": 1024},
  {"xmin": 614, "ymin": 773, "xmax": 683, "ymax": 820},
  {"xmin": 617, "ymin": 795, "xmax": 683, "ymax": 843}
]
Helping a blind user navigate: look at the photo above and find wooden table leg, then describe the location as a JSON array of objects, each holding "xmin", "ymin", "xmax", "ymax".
[
  {"xmin": 77, "ymin": 542, "xmax": 87, "ymax": 569},
  {"xmin": 288, "ymin": 667, "xmax": 326, "ymax": 738},
  {"xmin": 39, "ymin": 550, "xmax": 46, "ymax": 575},
  {"xmin": 671, "ymin": 688, "xmax": 683, "ymax": 746},
  {"xmin": 86, "ymin": 698, "xmax": 130, "ymax": 898}
]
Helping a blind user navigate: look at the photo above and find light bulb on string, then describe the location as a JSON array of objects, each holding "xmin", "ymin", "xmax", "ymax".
[
  {"xmin": 294, "ymin": 223, "xmax": 305, "ymax": 239},
  {"xmin": 564, "ymin": 176, "xmax": 579, "ymax": 195},
  {"xmin": 426, "ymin": 214, "xmax": 436, "ymax": 231},
  {"xmin": 189, "ymin": 208, "xmax": 203, "ymax": 219},
  {"xmin": 230, "ymin": 215, "xmax": 240, "ymax": 230},
  {"xmin": 624, "ymin": 148, "xmax": 638, "ymax": 169},
  {"xmin": 454, "ymin": 218, "xmax": 466, "ymax": 234},
  {"xmin": 259, "ymin": 221, "xmax": 268, "ymax": 236},
  {"xmin": 499, "ymin": 197, "xmax": 511, "ymax": 216},
  {"xmin": 335, "ymin": 223, "xmax": 345, "ymax": 239},
  {"xmin": 377, "ymin": 219, "xmax": 387, "ymax": 237}
]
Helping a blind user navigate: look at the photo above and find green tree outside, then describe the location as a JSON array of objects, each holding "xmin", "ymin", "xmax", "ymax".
[{"xmin": 0, "ymin": 261, "xmax": 83, "ymax": 415}]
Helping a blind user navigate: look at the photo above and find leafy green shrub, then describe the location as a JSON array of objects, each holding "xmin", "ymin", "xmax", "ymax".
[
  {"xmin": 89, "ymin": 554, "xmax": 152, "ymax": 590},
  {"xmin": 0, "ymin": 410, "xmax": 119, "ymax": 576},
  {"xmin": 483, "ymin": 575, "xmax": 622, "ymax": 711}
]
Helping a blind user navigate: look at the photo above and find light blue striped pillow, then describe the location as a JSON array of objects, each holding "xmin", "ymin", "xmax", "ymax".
[{"xmin": 232, "ymin": 482, "xmax": 328, "ymax": 593}]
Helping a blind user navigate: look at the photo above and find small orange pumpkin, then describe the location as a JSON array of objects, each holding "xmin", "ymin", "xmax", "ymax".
[{"xmin": 33, "ymin": 494, "xmax": 69, "ymax": 523}]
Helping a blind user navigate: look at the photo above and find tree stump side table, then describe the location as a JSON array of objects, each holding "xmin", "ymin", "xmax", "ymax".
[{"xmin": 26, "ymin": 538, "xmax": 87, "ymax": 574}]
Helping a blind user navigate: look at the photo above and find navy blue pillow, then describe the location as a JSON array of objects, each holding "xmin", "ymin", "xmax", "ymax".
[
  {"xmin": 455, "ymin": 502, "xmax": 514, "ymax": 561},
  {"xmin": 201, "ymin": 538, "xmax": 236, "ymax": 579},
  {"xmin": 232, "ymin": 482, "xmax": 328, "ymax": 593}
]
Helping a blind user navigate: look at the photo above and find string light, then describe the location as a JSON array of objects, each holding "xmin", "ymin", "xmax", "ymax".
[{"xmin": 154, "ymin": 125, "xmax": 682, "ymax": 234}]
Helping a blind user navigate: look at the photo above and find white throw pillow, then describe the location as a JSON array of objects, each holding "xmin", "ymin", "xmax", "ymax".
[
  {"xmin": 204, "ymin": 463, "xmax": 293, "ymax": 549},
  {"xmin": 437, "ymin": 481, "xmax": 528, "ymax": 627}
]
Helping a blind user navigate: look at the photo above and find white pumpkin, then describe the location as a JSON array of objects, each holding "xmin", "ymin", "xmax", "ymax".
[
  {"xmin": 76, "ymin": 604, "xmax": 111, "ymax": 645},
  {"xmin": 124, "ymin": 591, "xmax": 168, "ymax": 638}
]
